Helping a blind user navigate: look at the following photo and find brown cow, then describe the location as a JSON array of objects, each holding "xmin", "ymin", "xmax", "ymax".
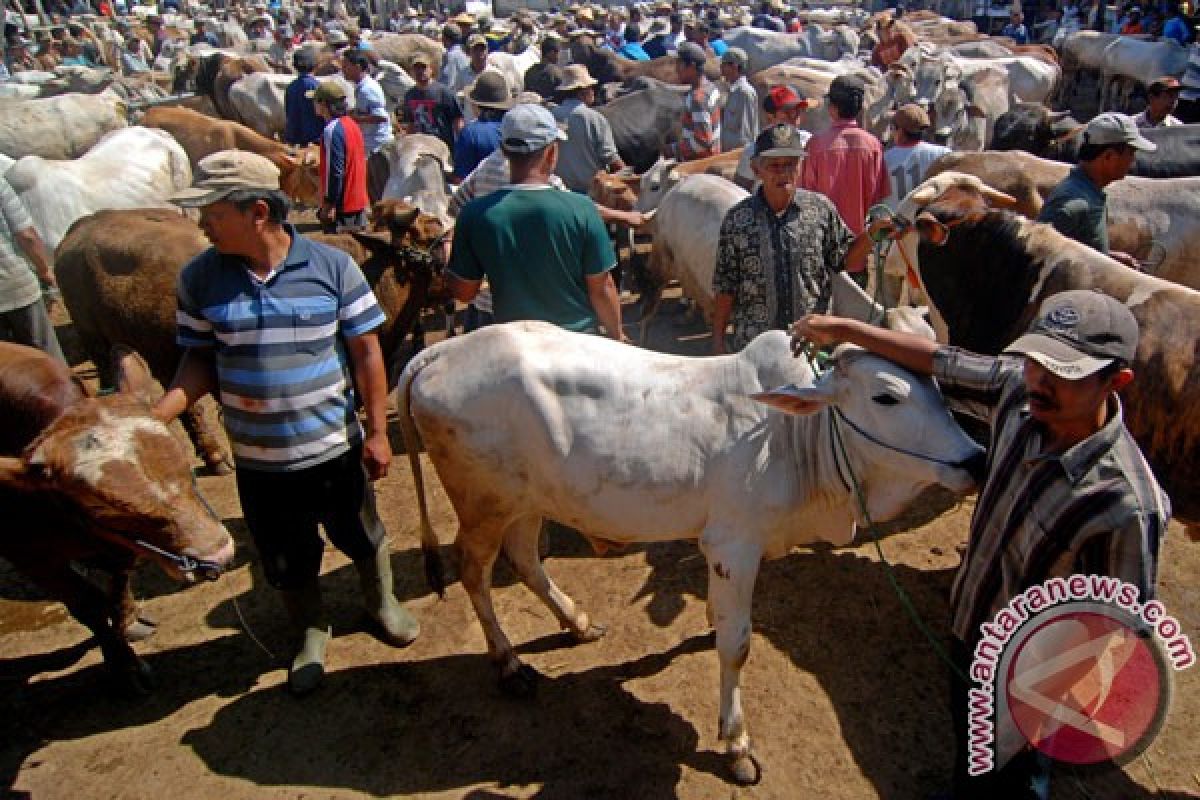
[
  {"xmin": 55, "ymin": 204, "xmax": 449, "ymax": 472},
  {"xmin": 141, "ymin": 106, "xmax": 320, "ymax": 207},
  {"xmin": 0, "ymin": 343, "xmax": 235, "ymax": 691}
]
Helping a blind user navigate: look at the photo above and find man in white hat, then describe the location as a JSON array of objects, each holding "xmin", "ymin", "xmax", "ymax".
[
  {"xmin": 1037, "ymin": 112, "xmax": 1154, "ymax": 269},
  {"xmin": 448, "ymin": 104, "xmax": 624, "ymax": 341},
  {"xmin": 156, "ymin": 151, "xmax": 421, "ymax": 696},
  {"xmin": 552, "ymin": 64, "xmax": 625, "ymax": 193}
]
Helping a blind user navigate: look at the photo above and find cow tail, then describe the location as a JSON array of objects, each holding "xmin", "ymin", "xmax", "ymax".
[{"xmin": 398, "ymin": 352, "xmax": 446, "ymax": 598}]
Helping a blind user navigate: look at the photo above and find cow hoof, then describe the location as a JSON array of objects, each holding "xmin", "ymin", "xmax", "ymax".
[
  {"xmin": 124, "ymin": 616, "xmax": 158, "ymax": 642},
  {"xmin": 210, "ymin": 460, "xmax": 235, "ymax": 476},
  {"xmin": 498, "ymin": 663, "xmax": 540, "ymax": 698},
  {"xmin": 112, "ymin": 657, "xmax": 155, "ymax": 696},
  {"xmin": 731, "ymin": 751, "xmax": 763, "ymax": 785},
  {"xmin": 574, "ymin": 621, "xmax": 607, "ymax": 643}
]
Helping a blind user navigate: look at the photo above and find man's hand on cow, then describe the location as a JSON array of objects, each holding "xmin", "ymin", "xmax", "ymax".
[
  {"xmin": 362, "ymin": 430, "xmax": 392, "ymax": 481},
  {"xmin": 791, "ymin": 314, "xmax": 843, "ymax": 356},
  {"xmin": 866, "ymin": 217, "xmax": 897, "ymax": 242}
]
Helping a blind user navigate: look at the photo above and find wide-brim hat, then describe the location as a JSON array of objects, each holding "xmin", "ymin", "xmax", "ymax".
[
  {"xmin": 468, "ymin": 71, "xmax": 514, "ymax": 109},
  {"xmin": 450, "ymin": 12, "xmax": 475, "ymax": 25},
  {"xmin": 557, "ymin": 63, "xmax": 598, "ymax": 91}
]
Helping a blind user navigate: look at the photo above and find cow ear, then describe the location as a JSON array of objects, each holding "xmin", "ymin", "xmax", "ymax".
[
  {"xmin": 908, "ymin": 183, "xmax": 941, "ymax": 206},
  {"xmin": 374, "ymin": 202, "xmax": 420, "ymax": 236},
  {"xmin": 965, "ymin": 104, "xmax": 986, "ymax": 119},
  {"xmin": 751, "ymin": 382, "xmax": 836, "ymax": 416},
  {"xmin": 114, "ymin": 347, "xmax": 163, "ymax": 405},
  {"xmin": 0, "ymin": 454, "xmax": 43, "ymax": 492},
  {"xmin": 349, "ymin": 230, "xmax": 394, "ymax": 258},
  {"xmin": 914, "ymin": 211, "xmax": 949, "ymax": 246}
]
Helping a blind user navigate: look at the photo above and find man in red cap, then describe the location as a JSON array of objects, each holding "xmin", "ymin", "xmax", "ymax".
[
  {"xmin": 733, "ymin": 85, "xmax": 810, "ymax": 189},
  {"xmin": 1133, "ymin": 77, "xmax": 1183, "ymax": 128}
]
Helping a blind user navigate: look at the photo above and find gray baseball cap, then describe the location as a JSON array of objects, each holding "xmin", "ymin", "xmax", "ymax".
[
  {"xmin": 753, "ymin": 123, "xmax": 808, "ymax": 159},
  {"xmin": 1004, "ymin": 290, "xmax": 1139, "ymax": 379},
  {"xmin": 170, "ymin": 150, "xmax": 281, "ymax": 208},
  {"xmin": 720, "ymin": 46, "xmax": 747, "ymax": 69},
  {"xmin": 1083, "ymin": 112, "xmax": 1157, "ymax": 151},
  {"xmin": 500, "ymin": 103, "xmax": 568, "ymax": 154}
]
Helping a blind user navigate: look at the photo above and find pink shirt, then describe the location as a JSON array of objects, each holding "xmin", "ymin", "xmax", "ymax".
[{"xmin": 800, "ymin": 119, "xmax": 890, "ymax": 251}]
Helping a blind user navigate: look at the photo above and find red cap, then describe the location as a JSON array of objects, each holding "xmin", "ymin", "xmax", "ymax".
[{"xmin": 766, "ymin": 85, "xmax": 807, "ymax": 112}]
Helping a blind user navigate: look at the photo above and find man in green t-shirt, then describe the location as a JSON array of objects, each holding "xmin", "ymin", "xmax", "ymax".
[{"xmin": 447, "ymin": 104, "xmax": 625, "ymax": 340}]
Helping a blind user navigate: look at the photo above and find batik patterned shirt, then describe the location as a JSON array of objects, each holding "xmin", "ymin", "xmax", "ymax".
[{"xmin": 712, "ymin": 188, "xmax": 852, "ymax": 351}]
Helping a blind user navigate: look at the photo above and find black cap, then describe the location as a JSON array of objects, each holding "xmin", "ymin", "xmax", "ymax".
[
  {"xmin": 753, "ymin": 123, "xmax": 808, "ymax": 158},
  {"xmin": 1003, "ymin": 290, "xmax": 1139, "ymax": 379},
  {"xmin": 828, "ymin": 74, "xmax": 866, "ymax": 100}
]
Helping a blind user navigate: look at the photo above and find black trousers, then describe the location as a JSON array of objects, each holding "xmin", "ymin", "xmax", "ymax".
[
  {"xmin": 235, "ymin": 445, "xmax": 385, "ymax": 590},
  {"xmin": 949, "ymin": 637, "xmax": 1052, "ymax": 800}
]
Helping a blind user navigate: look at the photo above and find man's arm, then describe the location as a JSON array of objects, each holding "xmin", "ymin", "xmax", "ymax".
[
  {"xmin": 345, "ymin": 331, "xmax": 392, "ymax": 480},
  {"xmin": 711, "ymin": 293, "xmax": 734, "ymax": 355},
  {"xmin": 585, "ymin": 270, "xmax": 624, "ymax": 341},
  {"xmin": 154, "ymin": 348, "xmax": 218, "ymax": 423},
  {"xmin": 448, "ymin": 273, "xmax": 482, "ymax": 303},
  {"xmin": 792, "ymin": 315, "xmax": 938, "ymax": 376},
  {"xmin": 13, "ymin": 226, "xmax": 55, "ymax": 288},
  {"xmin": 842, "ymin": 218, "xmax": 891, "ymax": 273},
  {"xmin": 594, "ymin": 203, "xmax": 645, "ymax": 228}
]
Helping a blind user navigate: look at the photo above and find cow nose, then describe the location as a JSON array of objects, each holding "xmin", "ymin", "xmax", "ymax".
[{"xmin": 960, "ymin": 451, "xmax": 988, "ymax": 485}]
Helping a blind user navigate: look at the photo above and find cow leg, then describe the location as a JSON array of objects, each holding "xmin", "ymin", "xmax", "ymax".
[
  {"xmin": 701, "ymin": 534, "xmax": 764, "ymax": 785},
  {"xmin": 457, "ymin": 522, "xmax": 538, "ymax": 696},
  {"xmin": 501, "ymin": 515, "xmax": 606, "ymax": 643},
  {"xmin": 109, "ymin": 569, "xmax": 157, "ymax": 642}
]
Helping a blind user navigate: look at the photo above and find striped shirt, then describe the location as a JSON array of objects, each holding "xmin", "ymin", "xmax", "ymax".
[
  {"xmin": 933, "ymin": 347, "xmax": 1169, "ymax": 644},
  {"xmin": 175, "ymin": 226, "xmax": 386, "ymax": 472},
  {"xmin": 0, "ymin": 178, "xmax": 40, "ymax": 315},
  {"xmin": 673, "ymin": 77, "xmax": 721, "ymax": 162}
]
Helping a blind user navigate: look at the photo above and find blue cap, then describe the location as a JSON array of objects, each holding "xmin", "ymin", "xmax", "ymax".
[{"xmin": 500, "ymin": 103, "xmax": 568, "ymax": 154}]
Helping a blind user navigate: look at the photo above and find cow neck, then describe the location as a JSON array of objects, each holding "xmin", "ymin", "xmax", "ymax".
[
  {"xmin": 917, "ymin": 209, "xmax": 1038, "ymax": 356},
  {"xmin": 788, "ymin": 407, "xmax": 856, "ymax": 518}
]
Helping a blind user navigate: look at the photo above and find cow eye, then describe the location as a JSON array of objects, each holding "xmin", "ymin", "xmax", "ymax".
[{"xmin": 872, "ymin": 393, "xmax": 900, "ymax": 406}]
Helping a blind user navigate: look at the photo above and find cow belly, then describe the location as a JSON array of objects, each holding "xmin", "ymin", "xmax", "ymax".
[{"xmin": 410, "ymin": 326, "xmax": 804, "ymax": 542}]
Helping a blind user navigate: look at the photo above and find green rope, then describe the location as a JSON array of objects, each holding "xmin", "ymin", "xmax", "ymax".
[{"xmin": 800, "ymin": 340, "xmax": 969, "ymax": 683}]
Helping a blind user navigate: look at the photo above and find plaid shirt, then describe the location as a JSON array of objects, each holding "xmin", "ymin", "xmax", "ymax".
[
  {"xmin": 673, "ymin": 77, "xmax": 721, "ymax": 161},
  {"xmin": 933, "ymin": 347, "xmax": 1169, "ymax": 644}
]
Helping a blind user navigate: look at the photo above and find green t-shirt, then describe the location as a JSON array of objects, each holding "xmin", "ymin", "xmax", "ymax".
[{"xmin": 449, "ymin": 185, "xmax": 616, "ymax": 332}]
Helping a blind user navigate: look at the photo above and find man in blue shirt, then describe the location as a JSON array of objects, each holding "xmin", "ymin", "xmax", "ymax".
[
  {"xmin": 618, "ymin": 23, "xmax": 650, "ymax": 61},
  {"xmin": 454, "ymin": 71, "xmax": 511, "ymax": 181},
  {"xmin": 156, "ymin": 151, "xmax": 420, "ymax": 696},
  {"xmin": 342, "ymin": 49, "xmax": 393, "ymax": 201},
  {"xmin": 284, "ymin": 50, "xmax": 324, "ymax": 145},
  {"xmin": 1000, "ymin": 9, "xmax": 1029, "ymax": 44},
  {"xmin": 1163, "ymin": 3, "xmax": 1192, "ymax": 44}
]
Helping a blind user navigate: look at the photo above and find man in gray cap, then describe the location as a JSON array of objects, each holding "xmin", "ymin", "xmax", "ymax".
[
  {"xmin": 155, "ymin": 151, "xmax": 421, "ymax": 696},
  {"xmin": 794, "ymin": 289, "xmax": 1167, "ymax": 799},
  {"xmin": 448, "ymin": 104, "xmax": 624, "ymax": 340},
  {"xmin": 719, "ymin": 46, "xmax": 757, "ymax": 151},
  {"xmin": 1037, "ymin": 112, "xmax": 1154, "ymax": 269},
  {"xmin": 667, "ymin": 41, "xmax": 721, "ymax": 160}
]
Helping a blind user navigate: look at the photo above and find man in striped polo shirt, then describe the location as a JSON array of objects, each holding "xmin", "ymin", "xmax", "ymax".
[
  {"xmin": 794, "ymin": 290, "xmax": 1168, "ymax": 799},
  {"xmin": 154, "ymin": 151, "xmax": 420, "ymax": 696}
]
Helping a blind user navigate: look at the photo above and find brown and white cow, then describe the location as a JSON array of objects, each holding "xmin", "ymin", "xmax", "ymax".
[
  {"xmin": 884, "ymin": 172, "xmax": 1200, "ymax": 537},
  {"xmin": 0, "ymin": 343, "xmax": 235, "ymax": 691}
]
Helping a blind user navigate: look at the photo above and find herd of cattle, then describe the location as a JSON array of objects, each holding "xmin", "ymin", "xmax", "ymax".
[{"xmin": 1, "ymin": 2, "xmax": 1199, "ymax": 784}]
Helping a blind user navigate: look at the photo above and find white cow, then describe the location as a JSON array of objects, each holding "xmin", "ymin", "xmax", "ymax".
[
  {"xmin": 487, "ymin": 45, "xmax": 539, "ymax": 93},
  {"xmin": 399, "ymin": 321, "xmax": 983, "ymax": 783},
  {"xmin": 725, "ymin": 26, "xmax": 815, "ymax": 75},
  {"xmin": 227, "ymin": 71, "xmax": 293, "ymax": 138},
  {"xmin": 6, "ymin": 126, "xmax": 191, "ymax": 252},
  {"xmin": 380, "ymin": 133, "xmax": 451, "ymax": 224},
  {"xmin": 0, "ymin": 90, "xmax": 127, "ymax": 160},
  {"xmin": 641, "ymin": 174, "xmax": 747, "ymax": 340},
  {"xmin": 1099, "ymin": 37, "xmax": 1189, "ymax": 112}
]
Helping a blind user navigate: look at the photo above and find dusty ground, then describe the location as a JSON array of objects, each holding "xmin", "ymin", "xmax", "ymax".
[{"xmin": 2, "ymin": 285, "xmax": 1198, "ymax": 800}]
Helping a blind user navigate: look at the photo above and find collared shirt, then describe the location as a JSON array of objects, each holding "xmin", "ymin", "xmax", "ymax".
[
  {"xmin": 441, "ymin": 44, "xmax": 473, "ymax": 92},
  {"xmin": 1132, "ymin": 110, "xmax": 1182, "ymax": 128},
  {"xmin": 1037, "ymin": 165, "xmax": 1109, "ymax": 254},
  {"xmin": 453, "ymin": 117, "xmax": 502, "ymax": 180},
  {"xmin": 712, "ymin": 188, "xmax": 852, "ymax": 351},
  {"xmin": 800, "ymin": 119, "xmax": 890, "ymax": 240},
  {"xmin": 554, "ymin": 97, "xmax": 620, "ymax": 193},
  {"xmin": 353, "ymin": 73, "xmax": 393, "ymax": 153},
  {"xmin": 721, "ymin": 75, "xmax": 758, "ymax": 152},
  {"xmin": 284, "ymin": 73, "xmax": 323, "ymax": 145},
  {"xmin": 674, "ymin": 76, "xmax": 721, "ymax": 161},
  {"xmin": 933, "ymin": 348, "xmax": 1168, "ymax": 644},
  {"xmin": 174, "ymin": 225, "xmax": 387, "ymax": 472},
  {"xmin": 0, "ymin": 178, "xmax": 41, "ymax": 314},
  {"xmin": 449, "ymin": 148, "xmax": 567, "ymax": 217}
]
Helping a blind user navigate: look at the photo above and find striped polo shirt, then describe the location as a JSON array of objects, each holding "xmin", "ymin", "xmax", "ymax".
[
  {"xmin": 933, "ymin": 347, "xmax": 1169, "ymax": 645},
  {"xmin": 175, "ymin": 225, "xmax": 386, "ymax": 472}
]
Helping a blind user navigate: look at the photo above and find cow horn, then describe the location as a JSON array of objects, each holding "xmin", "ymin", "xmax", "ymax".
[
  {"xmin": 980, "ymin": 186, "xmax": 1018, "ymax": 208},
  {"xmin": 909, "ymin": 184, "xmax": 941, "ymax": 206},
  {"xmin": 0, "ymin": 455, "xmax": 37, "ymax": 492}
]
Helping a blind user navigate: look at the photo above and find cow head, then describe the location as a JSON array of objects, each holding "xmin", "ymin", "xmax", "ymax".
[
  {"xmin": 372, "ymin": 199, "xmax": 451, "ymax": 286},
  {"xmin": 590, "ymin": 171, "xmax": 640, "ymax": 212},
  {"xmin": 0, "ymin": 350, "xmax": 235, "ymax": 582},
  {"xmin": 273, "ymin": 146, "xmax": 321, "ymax": 208},
  {"xmin": 992, "ymin": 103, "xmax": 1081, "ymax": 157},
  {"xmin": 635, "ymin": 157, "xmax": 681, "ymax": 214},
  {"xmin": 763, "ymin": 346, "xmax": 984, "ymax": 521}
]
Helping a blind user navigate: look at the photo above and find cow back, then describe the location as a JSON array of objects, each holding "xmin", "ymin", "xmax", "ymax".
[{"xmin": 0, "ymin": 343, "xmax": 83, "ymax": 455}]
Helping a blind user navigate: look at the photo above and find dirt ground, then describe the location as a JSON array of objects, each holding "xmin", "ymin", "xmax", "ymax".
[{"xmin": 2, "ymin": 288, "xmax": 1198, "ymax": 800}]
